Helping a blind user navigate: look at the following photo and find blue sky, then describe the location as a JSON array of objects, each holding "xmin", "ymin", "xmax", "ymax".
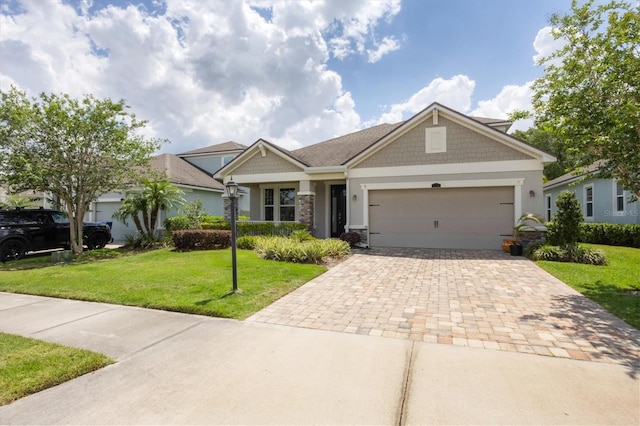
[{"xmin": 0, "ymin": 0, "xmax": 576, "ymax": 153}]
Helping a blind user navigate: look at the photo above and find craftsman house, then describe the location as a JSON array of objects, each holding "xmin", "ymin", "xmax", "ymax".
[{"xmin": 215, "ymin": 102, "xmax": 555, "ymax": 250}]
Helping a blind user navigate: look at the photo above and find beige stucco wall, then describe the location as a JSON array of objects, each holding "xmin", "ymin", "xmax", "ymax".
[
  {"xmin": 354, "ymin": 117, "xmax": 534, "ymax": 168},
  {"xmin": 231, "ymin": 151, "xmax": 303, "ymax": 175},
  {"xmin": 348, "ymin": 170, "xmax": 545, "ymax": 227}
]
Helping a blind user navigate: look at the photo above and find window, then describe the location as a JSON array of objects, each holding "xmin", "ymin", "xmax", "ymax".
[
  {"xmin": 615, "ymin": 182, "xmax": 625, "ymax": 212},
  {"xmin": 263, "ymin": 187, "xmax": 297, "ymax": 221},
  {"xmin": 264, "ymin": 189, "xmax": 274, "ymax": 221},
  {"xmin": 584, "ymin": 185, "xmax": 594, "ymax": 219},
  {"xmin": 279, "ymin": 188, "xmax": 295, "ymax": 221},
  {"xmin": 546, "ymin": 195, "xmax": 552, "ymax": 222},
  {"xmin": 222, "ymin": 156, "xmax": 234, "ymax": 166}
]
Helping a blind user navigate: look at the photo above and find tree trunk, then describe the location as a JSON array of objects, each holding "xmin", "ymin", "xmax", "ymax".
[{"xmin": 66, "ymin": 201, "xmax": 83, "ymax": 255}]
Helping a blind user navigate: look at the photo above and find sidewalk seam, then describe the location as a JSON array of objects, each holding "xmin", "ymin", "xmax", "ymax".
[
  {"xmin": 120, "ymin": 321, "xmax": 205, "ymax": 360},
  {"xmin": 397, "ymin": 341, "xmax": 415, "ymax": 426},
  {"xmin": 29, "ymin": 307, "xmax": 121, "ymax": 335}
]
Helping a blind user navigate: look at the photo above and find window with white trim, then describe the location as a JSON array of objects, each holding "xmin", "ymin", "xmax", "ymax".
[
  {"xmin": 279, "ymin": 188, "xmax": 296, "ymax": 221},
  {"xmin": 546, "ymin": 194, "xmax": 552, "ymax": 222},
  {"xmin": 222, "ymin": 156, "xmax": 234, "ymax": 166},
  {"xmin": 615, "ymin": 182, "xmax": 625, "ymax": 212},
  {"xmin": 264, "ymin": 189, "xmax": 274, "ymax": 221},
  {"xmin": 584, "ymin": 185, "xmax": 594, "ymax": 219},
  {"xmin": 263, "ymin": 187, "xmax": 296, "ymax": 221}
]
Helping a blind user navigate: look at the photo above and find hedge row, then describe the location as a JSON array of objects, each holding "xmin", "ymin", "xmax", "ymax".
[
  {"xmin": 165, "ymin": 215, "xmax": 307, "ymax": 237},
  {"xmin": 172, "ymin": 230, "xmax": 231, "ymax": 250},
  {"xmin": 578, "ymin": 223, "xmax": 640, "ymax": 248}
]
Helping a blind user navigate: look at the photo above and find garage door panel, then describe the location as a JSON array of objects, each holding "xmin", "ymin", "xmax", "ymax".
[{"xmin": 369, "ymin": 187, "xmax": 514, "ymax": 250}]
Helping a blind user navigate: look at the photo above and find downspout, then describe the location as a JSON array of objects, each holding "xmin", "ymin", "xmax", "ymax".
[{"xmin": 344, "ymin": 170, "xmax": 350, "ymax": 235}]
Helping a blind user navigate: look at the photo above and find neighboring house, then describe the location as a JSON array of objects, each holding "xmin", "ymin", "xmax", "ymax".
[
  {"xmin": 87, "ymin": 142, "xmax": 248, "ymax": 241},
  {"xmin": 215, "ymin": 102, "xmax": 555, "ymax": 250},
  {"xmin": 543, "ymin": 164, "xmax": 639, "ymax": 224}
]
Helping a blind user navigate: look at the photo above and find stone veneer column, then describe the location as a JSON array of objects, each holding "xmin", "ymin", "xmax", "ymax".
[
  {"xmin": 297, "ymin": 194, "xmax": 315, "ymax": 233},
  {"xmin": 222, "ymin": 195, "xmax": 238, "ymax": 222}
]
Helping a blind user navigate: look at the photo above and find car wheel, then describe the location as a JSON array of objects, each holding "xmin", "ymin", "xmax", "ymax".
[
  {"xmin": 1, "ymin": 239, "xmax": 27, "ymax": 262},
  {"xmin": 87, "ymin": 233, "xmax": 109, "ymax": 250}
]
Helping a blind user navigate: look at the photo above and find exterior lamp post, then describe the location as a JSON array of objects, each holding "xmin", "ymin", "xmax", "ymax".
[{"xmin": 225, "ymin": 178, "xmax": 239, "ymax": 293}]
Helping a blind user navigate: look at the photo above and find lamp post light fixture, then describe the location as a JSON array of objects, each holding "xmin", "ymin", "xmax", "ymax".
[{"xmin": 225, "ymin": 178, "xmax": 239, "ymax": 293}]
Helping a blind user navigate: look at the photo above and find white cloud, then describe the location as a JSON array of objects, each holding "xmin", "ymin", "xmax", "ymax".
[
  {"xmin": 373, "ymin": 75, "xmax": 476, "ymax": 124},
  {"xmin": 532, "ymin": 26, "xmax": 565, "ymax": 64},
  {"xmin": 471, "ymin": 82, "xmax": 534, "ymax": 132},
  {"xmin": 367, "ymin": 36, "xmax": 400, "ymax": 63},
  {"xmin": 0, "ymin": 0, "xmax": 400, "ymax": 152}
]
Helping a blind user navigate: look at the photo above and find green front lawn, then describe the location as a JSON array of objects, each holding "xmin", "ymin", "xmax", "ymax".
[
  {"xmin": 0, "ymin": 248, "xmax": 326, "ymax": 320},
  {"xmin": 0, "ymin": 333, "xmax": 113, "ymax": 405},
  {"xmin": 536, "ymin": 244, "xmax": 640, "ymax": 329}
]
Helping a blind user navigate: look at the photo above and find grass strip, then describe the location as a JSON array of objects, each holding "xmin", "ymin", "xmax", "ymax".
[{"xmin": 0, "ymin": 333, "xmax": 113, "ymax": 405}]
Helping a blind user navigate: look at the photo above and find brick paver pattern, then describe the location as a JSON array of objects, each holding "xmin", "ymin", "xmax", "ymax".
[{"xmin": 248, "ymin": 249, "xmax": 640, "ymax": 368}]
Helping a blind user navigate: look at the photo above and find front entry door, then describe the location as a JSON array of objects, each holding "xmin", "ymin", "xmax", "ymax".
[{"xmin": 330, "ymin": 184, "xmax": 347, "ymax": 238}]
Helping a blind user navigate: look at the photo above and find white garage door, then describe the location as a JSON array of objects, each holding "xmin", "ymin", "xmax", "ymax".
[{"xmin": 368, "ymin": 187, "xmax": 514, "ymax": 250}]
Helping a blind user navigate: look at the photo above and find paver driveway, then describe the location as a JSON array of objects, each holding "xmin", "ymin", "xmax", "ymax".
[{"xmin": 248, "ymin": 248, "xmax": 640, "ymax": 369}]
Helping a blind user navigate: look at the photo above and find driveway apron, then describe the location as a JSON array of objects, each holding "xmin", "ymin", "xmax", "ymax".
[{"xmin": 248, "ymin": 248, "xmax": 640, "ymax": 369}]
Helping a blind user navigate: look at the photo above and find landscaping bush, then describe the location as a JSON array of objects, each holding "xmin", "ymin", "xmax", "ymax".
[
  {"xmin": 254, "ymin": 236, "xmax": 350, "ymax": 264},
  {"xmin": 529, "ymin": 244, "xmax": 607, "ymax": 265},
  {"xmin": 290, "ymin": 229, "xmax": 315, "ymax": 242},
  {"xmin": 339, "ymin": 232, "xmax": 361, "ymax": 247},
  {"xmin": 164, "ymin": 216, "xmax": 193, "ymax": 232},
  {"xmin": 237, "ymin": 221, "xmax": 307, "ymax": 237},
  {"xmin": 530, "ymin": 244, "xmax": 567, "ymax": 262},
  {"xmin": 172, "ymin": 230, "xmax": 231, "ymax": 250},
  {"xmin": 578, "ymin": 222, "xmax": 640, "ymax": 248},
  {"xmin": 236, "ymin": 235, "xmax": 258, "ymax": 250}
]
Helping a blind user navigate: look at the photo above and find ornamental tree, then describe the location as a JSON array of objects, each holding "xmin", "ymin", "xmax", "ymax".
[
  {"xmin": 0, "ymin": 87, "xmax": 162, "ymax": 254},
  {"xmin": 531, "ymin": 0, "xmax": 640, "ymax": 199}
]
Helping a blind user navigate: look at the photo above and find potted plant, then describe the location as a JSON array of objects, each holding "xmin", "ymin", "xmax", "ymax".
[{"xmin": 510, "ymin": 213, "xmax": 545, "ymax": 256}]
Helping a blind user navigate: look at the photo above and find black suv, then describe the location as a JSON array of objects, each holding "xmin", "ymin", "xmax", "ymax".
[{"xmin": 0, "ymin": 208, "xmax": 113, "ymax": 261}]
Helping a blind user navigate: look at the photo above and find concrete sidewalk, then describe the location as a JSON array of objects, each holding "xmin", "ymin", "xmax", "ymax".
[{"xmin": 1, "ymin": 292, "xmax": 638, "ymax": 425}]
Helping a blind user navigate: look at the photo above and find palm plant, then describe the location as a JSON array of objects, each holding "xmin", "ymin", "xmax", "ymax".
[{"xmin": 113, "ymin": 178, "xmax": 185, "ymax": 240}]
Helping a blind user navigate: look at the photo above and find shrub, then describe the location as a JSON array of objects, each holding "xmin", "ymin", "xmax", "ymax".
[
  {"xmin": 237, "ymin": 235, "xmax": 258, "ymax": 250},
  {"xmin": 290, "ymin": 229, "xmax": 315, "ymax": 242},
  {"xmin": 172, "ymin": 230, "xmax": 231, "ymax": 250},
  {"xmin": 339, "ymin": 232, "xmax": 361, "ymax": 247},
  {"xmin": 254, "ymin": 236, "xmax": 350, "ymax": 263},
  {"xmin": 576, "ymin": 247, "xmax": 607, "ymax": 265},
  {"xmin": 237, "ymin": 221, "xmax": 307, "ymax": 237},
  {"xmin": 201, "ymin": 221, "xmax": 230, "ymax": 230},
  {"xmin": 164, "ymin": 216, "xmax": 193, "ymax": 232},
  {"xmin": 124, "ymin": 232, "xmax": 168, "ymax": 249},
  {"xmin": 530, "ymin": 244, "xmax": 567, "ymax": 262},
  {"xmin": 530, "ymin": 243, "xmax": 607, "ymax": 265},
  {"xmin": 579, "ymin": 222, "xmax": 640, "ymax": 248},
  {"xmin": 547, "ymin": 191, "xmax": 583, "ymax": 246}
]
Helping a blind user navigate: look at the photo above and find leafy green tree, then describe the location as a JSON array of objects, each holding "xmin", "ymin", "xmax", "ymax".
[
  {"xmin": 512, "ymin": 127, "xmax": 573, "ymax": 181},
  {"xmin": 531, "ymin": 0, "xmax": 640, "ymax": 198},
  {"xmin": 114, "ymin": 178, "xmax": 184, "ymax": 239},
  {"xmin": 0, "ymin": 87, "xmax": 161, "ymax": 254}
]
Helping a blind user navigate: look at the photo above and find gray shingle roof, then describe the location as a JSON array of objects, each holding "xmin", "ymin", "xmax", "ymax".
[
  {"xmin": 292, "ymin": 123, "xmax": 404, "ymax": 167},
  {"xmin": 150, "ymin": 154, "xmax": 225, "ymax": 191},
  {"xmin": 179, "ymin": 141, "xmax": 247, "ymax": 156},
  {"xmin": 543, "ymin": 162, "xmax": 603, "ymax": 188}
]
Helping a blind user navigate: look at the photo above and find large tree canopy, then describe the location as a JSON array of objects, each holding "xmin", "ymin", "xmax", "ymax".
[
  {"xmin": 531, "ymin": 0, "xmax": 640, "ymax": 198},
  {"xmin": 0, "ymin": 87, "xmax": 162, "ymax": 254}
]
